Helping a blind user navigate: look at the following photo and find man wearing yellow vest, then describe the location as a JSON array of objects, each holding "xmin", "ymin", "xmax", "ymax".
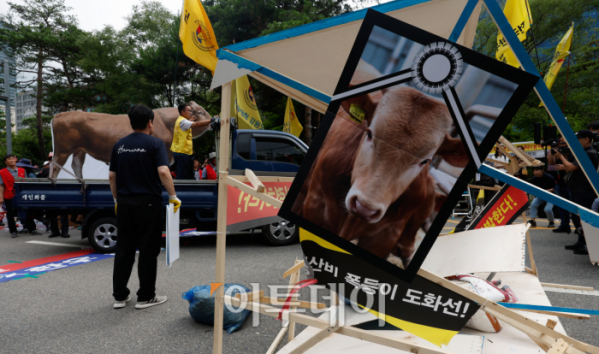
[{"xmin": 173, "ymin": 103, "xmax": 211, "ymax": 179}]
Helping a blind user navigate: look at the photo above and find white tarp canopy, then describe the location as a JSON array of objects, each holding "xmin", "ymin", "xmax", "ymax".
[{"xmin": 211, "ymin": 0, "xmax": 482, "ymax": 113}]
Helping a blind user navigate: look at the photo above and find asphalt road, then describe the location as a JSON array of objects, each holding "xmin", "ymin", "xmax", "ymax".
[{"xmin": 0, "ymin": 218, "xmax": 598, "ymax": 353}]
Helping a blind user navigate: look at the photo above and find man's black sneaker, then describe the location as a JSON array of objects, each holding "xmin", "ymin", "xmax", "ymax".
[
  {"xmin": 573, "ymin": 245, "xmax": 589, "ymax": 255},
  {"xmin": 527, "ymin": 220, "xmax": 536, "ymax": 227},
  {"xmin": 548, "ymin": 222, "xmax": 555, "ymax": 228},
  {"xmin": 135, "ymin": 295, "xmax": 167, "ymax": 309},
  {"xmin": 565, "ymin": 242, "xmax": 585, "ymax": 250},
  {"xmin": 48, "ymin": 233, "xmax": 61, "ymax": 238},
  {"xmin": 61, "ymin": 234, "xmax": 70, "ymax": 238},
  {"xmin": 553, "ymin": 227, "xmax": 571, "ymax": 234}
]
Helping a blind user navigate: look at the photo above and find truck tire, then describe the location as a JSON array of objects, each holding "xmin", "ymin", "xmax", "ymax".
[
  {"xmin": 88, "ymin": 217, "xmax": 118, "ymax": 254},
  {"xmin": 262, "ymin": 219, "xmax": 298, "ymax": 246}
]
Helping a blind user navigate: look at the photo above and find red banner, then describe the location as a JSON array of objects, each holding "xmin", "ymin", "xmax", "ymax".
[
  {"xmin": 470, "ymin": 185, "xmax": 529, "ymax": 229},
  {"xmin": 226, "ymin": 181, "xmax": 292, "ymax": 232}
]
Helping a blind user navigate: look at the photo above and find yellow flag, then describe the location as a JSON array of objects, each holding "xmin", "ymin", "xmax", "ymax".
[
  {"xmin": 179, "ymin": 0, "xmax": 219, "ymax": 74},
  {"xmin": 235, "ymin": 76, "xmax": 263, "ymax": 130},
  {"xmin": 496, "ymin": 0, "xmax": 532, "ymax": 68},
  {"xmin": 283, "ymin": 97, "xmax": 303, "ymax": 138},
  {"xmin": 540, "ymin": 24, "xmax": 574, "ymax": 107}
]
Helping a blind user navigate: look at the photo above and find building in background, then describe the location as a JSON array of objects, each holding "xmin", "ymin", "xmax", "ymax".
[
  {"xmin": 15, "ymin": 90, "xmax": 49, "ymax": 131},
  {"xmin": 0, "ymin": 22, "xmax": 17, "ymax": 133}
]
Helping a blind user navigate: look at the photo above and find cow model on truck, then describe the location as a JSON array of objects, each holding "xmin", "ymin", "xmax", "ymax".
[{"xmin": 13, "ymin": 127, "xmax": 307, "ymax": 253}]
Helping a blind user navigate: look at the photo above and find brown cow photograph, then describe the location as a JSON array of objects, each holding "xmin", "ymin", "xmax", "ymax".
[{"xmin": 280, "ymin": 19, "xmax": 539, "ymax": 280}]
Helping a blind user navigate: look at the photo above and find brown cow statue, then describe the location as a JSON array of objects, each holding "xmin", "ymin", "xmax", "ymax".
[{"xmin": 50, "ymin": 101, "xmax": 212, "ymax": 178}]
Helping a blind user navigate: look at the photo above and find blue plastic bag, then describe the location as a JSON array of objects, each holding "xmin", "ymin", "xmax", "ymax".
[{"xmin": 182, "ymin": 283, "xmax": 251, "ymax": 334}]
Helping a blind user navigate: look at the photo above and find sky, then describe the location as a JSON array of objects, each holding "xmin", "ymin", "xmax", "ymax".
[{"xmin": 0, "ymin": 0, "xmax": 183, "ymax": 32}]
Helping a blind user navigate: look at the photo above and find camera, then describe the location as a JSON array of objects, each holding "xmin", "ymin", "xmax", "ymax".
[{"xmin": 545, "ymin": 138, "xmax": 571, "ymax": 155}]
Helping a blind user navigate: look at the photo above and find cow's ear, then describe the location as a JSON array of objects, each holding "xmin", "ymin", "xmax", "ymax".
[
  {"xmin": 436, "ymin": 134, "xmax": 470, "ymax": 168},
  {"xmin": 338, "ymin": 60, "xmax": 384, "ymax": 125},
  {"xmin": 340, "ymin": 93, "xmax": 380, "ymax": 125}
]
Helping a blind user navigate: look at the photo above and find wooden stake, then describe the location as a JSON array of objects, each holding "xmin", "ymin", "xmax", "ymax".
[
  {"xmin": 245, "ymin": 168, "xmax": 265, "ymax": 193},
  {"xmin": 522, "ymin": 211, "xmax": 539, "ymax": 278},
  {"xmin": 521, "ymin": 213, "xmax": 538, "ymax": 276},
  {"xmin": 228, "ymin": 176, "xmax": 295, "ymax": 183},
  {"xmin": 225, "ymin": 176, "xmax": 282, "ymax": 208},
  {"xmin": 266, "ymin": 323, "xmax": 289, "ymax": 354},
  {"xmin": 213, "ymin": 81, "xmax": 232, "ymax": 354},
  {"xmin": 546, "ymin": 319, "xmax": 558, "ymax": 330},
  {"xmin": 288, "ymin": 259, "xmax": 302, "ymax": 342},
  {"xmin": 548, "ymin": 339, "xmax": 569, "ymax": 354},
  {"xmin": 283, "ymin": 260, "xmax": 305, "ymax": 279},
  {"xmin": 467, "ymin": 184, "xmax": 502, "ymax": 191},
  {"xmin": 540, "ymin": 283, "xmax": 594, "ymax": 291},
  {"xmin": 513, "ymin": 308, "xmax": 590, "ymax": 320}
]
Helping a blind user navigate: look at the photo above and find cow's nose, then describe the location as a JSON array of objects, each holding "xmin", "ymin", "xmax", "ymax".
[{"xmin": 349, "ymin": 197, "xmax": 382, "ymax": 222}]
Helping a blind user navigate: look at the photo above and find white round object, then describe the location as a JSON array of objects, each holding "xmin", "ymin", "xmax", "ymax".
[
  {"xmin": 411, "ymin": 42, "xmax": 464, "ymax": 94},
  {"xmin": 422, "ymin": 54, "xmax": 452, "ymax": 83}
]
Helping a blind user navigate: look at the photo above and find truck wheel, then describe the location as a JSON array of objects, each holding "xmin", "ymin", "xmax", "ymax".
[
  {"xmin": 262, "ymin": 220, "xmax": 298, "ymax": 246},
  {"xmin": 88, "ymin": 217, "xmax": 118, "ymax": 254}
]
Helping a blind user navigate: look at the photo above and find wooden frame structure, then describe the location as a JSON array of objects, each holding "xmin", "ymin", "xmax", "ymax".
[
  {"xmin": 208, "ymin": 0, "xmax": 599, "ymax": 352},
  {"xmin": 212, "ymin": 85, "xmax": 597, "ymax": 352}
]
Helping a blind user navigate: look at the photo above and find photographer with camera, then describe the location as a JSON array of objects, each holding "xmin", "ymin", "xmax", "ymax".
[
  {"xmin": 547, "ymin": 136, "xmax": 572, "ymax": 233},
  {"xmin": 552, "ymin": 130, "xmax": 599, "ymax": 255}
]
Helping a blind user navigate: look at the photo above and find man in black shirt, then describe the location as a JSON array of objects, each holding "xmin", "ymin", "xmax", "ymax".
[
  {"xmin": 528, "ymin": 166, "xmax": 556, "ymax": 228},
  {"xmin": 552, "ymin": 129, "xmax": 599, "ymax": 255},
  {"xmin": 548, "ymin": 137, "xmax": 572, "ymax": 233},
  {"xmin": 109, "ymin": 105, "xmax": 181, "ymax": 309}
]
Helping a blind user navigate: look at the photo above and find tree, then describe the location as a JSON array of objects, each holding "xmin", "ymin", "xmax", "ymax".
[
  {"xmin": 0, "ymin": 0, "xmax": 82, "ymax": 159},
  {"xmin": 198, "ymin": 0, "xmax": 370, "ymax": 139},
  {"xmin": 474, "ymin": 0, "xmax": 599, "ymax": 142}
]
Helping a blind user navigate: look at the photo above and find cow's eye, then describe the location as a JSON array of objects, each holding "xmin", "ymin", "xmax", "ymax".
[
  {"xmin": 419, "ymin": 159, "xmax": 430, "ymax": 166},
  {"xmin": 366, "ymin": 129, "xmax": 373, "ymax": 141}
]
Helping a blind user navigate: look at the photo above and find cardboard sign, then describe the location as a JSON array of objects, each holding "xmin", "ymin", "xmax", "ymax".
[
  {"xmin": 469, "ymin": 185, "xmax": 530, "ymax": 229},
  {"xmin": 301, "ymin": 230, "xmax": 480, "ymax": 347},
  {"xmin": 226, "ymin": 181, "xmax": 291, "ymax": 232},
  {"xmin": 280, "ymin": 10, "xmax": 538, "ymax": 282}
]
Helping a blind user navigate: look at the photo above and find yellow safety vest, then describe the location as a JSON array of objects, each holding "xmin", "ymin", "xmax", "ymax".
[{"xmin": 172, "ymin": 116, "xmax": 193, "ymax": 155}]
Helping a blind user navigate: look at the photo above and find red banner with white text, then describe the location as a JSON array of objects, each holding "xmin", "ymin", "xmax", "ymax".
[{"xmin": 226, "ymin": 181, "xmax": 292, "ymax": 232}]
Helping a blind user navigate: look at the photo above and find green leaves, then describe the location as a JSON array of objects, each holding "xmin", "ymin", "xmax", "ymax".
[{"xmin": 474, "ymin": 0, "xmax": 599, "ymax": 142}]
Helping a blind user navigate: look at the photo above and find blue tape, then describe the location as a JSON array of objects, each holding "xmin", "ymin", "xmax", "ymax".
[
  {"xmin": 579, "ymin": 208, "xmax": 599, "ymax": 229},
  {"xmin": 223, "ymin": 0, "xmax": 431, "ymax": 53},
  {"xmin": 500, "ymin": 303, "xmax": 599, "ymax": 316},
  {"xmin": 216, "ymin": 50, "xmax": 262, "ymax": 72},
  {"xmin": 478, "ymin": 164, "xmax": 580, "ymax": 215},
  {"xmin": 483, "ymin": 0, "xmax": 599, "ymax": 195},
  {"xmin": 449, "ymin": 0, "xmax": 480, "ymax": 43}
]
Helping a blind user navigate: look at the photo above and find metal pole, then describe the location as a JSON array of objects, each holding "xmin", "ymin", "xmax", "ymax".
[{"xmin": 3, "ymin": 60, "xmax": 12, "ymax": 154}]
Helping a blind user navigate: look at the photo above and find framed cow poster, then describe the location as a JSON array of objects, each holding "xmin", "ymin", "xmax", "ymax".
[{"xmin": 279, "ymin": 10, "xmax": 538, "ymax": 282}]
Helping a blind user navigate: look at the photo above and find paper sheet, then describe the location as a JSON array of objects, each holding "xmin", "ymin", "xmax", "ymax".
[{"xmin": 166, "ymin": 204, "xmax": 180, "ymax": 267}]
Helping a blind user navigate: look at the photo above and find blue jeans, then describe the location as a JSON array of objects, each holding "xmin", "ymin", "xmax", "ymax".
[
  {"xmin": 554, "ymin": 183, "xmax": 570, "ymax": 228},
  {"xmin": 530, "ymin": 197, "xmax": 554, "ymax": 222}
]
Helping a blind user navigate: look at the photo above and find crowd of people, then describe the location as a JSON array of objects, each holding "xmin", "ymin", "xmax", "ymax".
[
  {"xmin": 525, "ymin": 127, "xmax": 599, "ymax": 256},
  {"xmin": 0, "ymin": 153, "xmax": 70, "ymax": 239}
]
